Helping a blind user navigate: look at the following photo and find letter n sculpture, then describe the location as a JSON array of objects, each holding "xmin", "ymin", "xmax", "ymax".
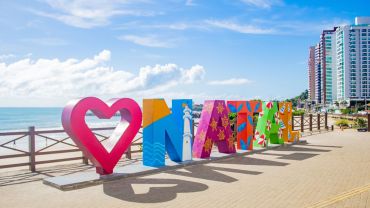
[{"xmin": 142, "ymin": 99, "xmax": 193, "ymax": 167}]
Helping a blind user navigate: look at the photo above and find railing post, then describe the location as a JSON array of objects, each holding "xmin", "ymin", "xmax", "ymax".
[
  {"xmin": 28, "ymin": 126, "xmax": 36, "ymax": 172},
  {"xmin": 301, "ymin": 114, "xmax": 304, "ymax": 132},
  {"xmin": 82, "ymin": 153, "xmax": 88, "ymax": 165},
  {"xmin": 292, "ymin": 115, "xmax": 295, "ymax": 131},
  {"xmin": 325, "ymin": 113, "xmax": 328, "ymax": 129},
  {"xmin": 126, "ymin": 145, "xmax": 132, "ymax": 159},
  {"xmin": 331, "ymin": 125, "xmax": 334, "ymax": 131},
  {"xmin": 309, "ymin": 114, "xmax": 313, "ymax": 131},
  {"xmin": 368, "ymin": 114, "xmax": 370, "ymax": 132},
  {"xmin": 317, "ymin": 114, "xmax": 321, "ymax": 130}
]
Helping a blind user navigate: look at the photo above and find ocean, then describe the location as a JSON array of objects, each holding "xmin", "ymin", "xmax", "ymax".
[
  {"xmin": 0, "ymin": 108, "xmax": 127, "ymax": 154},
  {"xmin": 0, "ymin": 108, "xmax": 120, "ymax": 132}
]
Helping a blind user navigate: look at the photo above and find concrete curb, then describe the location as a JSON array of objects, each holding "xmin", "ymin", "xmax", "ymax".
[{"xmin": 43, "ymin": 140, "xmax": 307, "ymax": 191}]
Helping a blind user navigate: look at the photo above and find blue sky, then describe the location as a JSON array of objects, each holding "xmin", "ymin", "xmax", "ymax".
[{"xmin": 0, "ymin": 0, "xmax": 369, "ymax": 107}]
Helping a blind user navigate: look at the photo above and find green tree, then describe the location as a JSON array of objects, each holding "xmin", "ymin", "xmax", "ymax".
[{"xmin": 286, "ymin": 90, "xmax": 308, "ymax": 107}]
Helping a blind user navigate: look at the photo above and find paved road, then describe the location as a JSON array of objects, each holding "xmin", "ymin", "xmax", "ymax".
[{"xmin": 1, "ymin": 129, "xmax": 370, "ymax": 208}]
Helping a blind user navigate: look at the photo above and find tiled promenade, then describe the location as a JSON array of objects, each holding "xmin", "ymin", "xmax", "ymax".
[{"xmin": 1, "ymin": 129, "xmax": 370, "ymax": 208}]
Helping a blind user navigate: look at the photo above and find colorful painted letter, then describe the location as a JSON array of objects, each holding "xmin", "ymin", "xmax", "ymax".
[
  {"xmin": 193, "ymin": 100, "xmax": 236, "ymax": 158},
  {"xmin": 142, "ymin": 99, "xmax": 193, "ymax": 167},
  {"xmin": 227, "ymin": 100, "xmax": 262, "ymax": 150},
  {"xmin": 278, "ymin": 102, "xmax": 301, "ymax": 142},
  {"xmin": 254, "ymin": 101, "xmax": 283, "ymax": 147},
  {"xmin": 62, "ymin": 97, "xmax": 142, "ymax": 175}
]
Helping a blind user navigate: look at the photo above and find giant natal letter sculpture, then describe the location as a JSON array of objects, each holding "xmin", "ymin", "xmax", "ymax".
[
  {"xmin": 278, "ymin": 101, "xmax": 301, "ymax": 142},
  {"xmin": 193, "ymin": 100, "xmax": 236, "ymax": 158},
  {"xmin": 62, "ymin": 97, "xmax": 142, "ymax": 175},
  {"xmin": 60, "ymin": 97, "xmax": 299, "ymax": 176},
  {"xmin": 142, "ymin": 99, "xmax": 193, "ymax": 167},
  {"xmin": 227, "ymin": 100, "xmax": 262, "ymax": 150},
  {"xmin": 254, "ymin": 101, "xmax": 283, "ymax": 147}
]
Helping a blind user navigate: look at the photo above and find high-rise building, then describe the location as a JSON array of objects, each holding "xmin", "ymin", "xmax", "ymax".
[
  {"xmin": 336, "ymin": 17, "xmax": 370, "ymax": 103},
  {"xmin": 308, "ymin": 17, "xmax": 370, "ymax": 106},
  {"xmin": 314, "ymin": 43, "xmax": 322, "ymax": 104},
  {"xmin": 308, "ymin": 46, "xmax": 315, "ymax": 101},
  {"xmin": 320, "ymin": 28, "xmax": 337, "ymax": 104}
]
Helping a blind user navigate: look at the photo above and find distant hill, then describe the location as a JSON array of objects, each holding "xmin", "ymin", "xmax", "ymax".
[{"xmin": 286, "ymin": 90, "xmax": 308, "ymax": 107}]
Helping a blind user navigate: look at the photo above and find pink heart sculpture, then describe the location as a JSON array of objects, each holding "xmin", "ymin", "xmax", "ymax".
[{"xmin": 62, "ymin": 97, "xmax": 142, "ymax": 175}]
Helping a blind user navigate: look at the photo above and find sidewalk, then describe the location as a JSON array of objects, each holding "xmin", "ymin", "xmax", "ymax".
[{"xmin": 1, "ymin": 129, "xmax": 370, "ymax": 208}]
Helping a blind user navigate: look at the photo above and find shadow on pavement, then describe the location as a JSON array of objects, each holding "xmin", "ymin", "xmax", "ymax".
[
  {"xmin": 167, "ymin": 164, "xmax": 262, "ymax": 183},
  {"xmin": 217, "ymin": 156, "xmax": 290, "ymax": 166},
  {"xmin": 272, "ymin": 146, "xmax": 331, "ymax": 152},
  {"xmin": 102, "ymin": 157, "xmax": 288, "ymax": 203},
  {"xmin": 277, "ymin": 153, "xmax": 319, "ymax": 161},
  {"xmin": 102, "ymin": 142, "xmax": 344, "ymax": 203},
  {"xmin": 103, "ymin": 178, "xmax": 208, "ymax": 203},
  {"xmin": 258, "ymin": 152, "xmax": 287, "ymax": 157},
  {"xmin": 303, "ymin": 144, "xmax": 343, "ymax": 148}
]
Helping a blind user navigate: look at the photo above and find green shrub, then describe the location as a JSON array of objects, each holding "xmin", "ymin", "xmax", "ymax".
[
  {"xmin": 335, "ymin": 119, "xmax": 349, "ymax": 127},
  {"xmin": 253, "ymin": 114, "xmax": 259, "ymax": 124},
  {"xmin": 228, "ymin": 112, "xmax": 237, "ymax": 121},
  {"xmin": 340, "ymin": 108, "xmax": 357, "ymax": 115},
  {"xmin": 293, "ymin": 109, "xmax": 305, "ymax": 116},
  {"xmin": 354, "ymin": 118, "xmax": 367, "ymax": 128},
  {"xmin": 228, "ymin": 113, "xmax": 237, "ymax": 131}
]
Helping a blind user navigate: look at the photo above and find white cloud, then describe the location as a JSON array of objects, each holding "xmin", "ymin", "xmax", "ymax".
[
  {"xmin": 31, "ymin": 0, "xmax": 157, "ymax": 28},
  {"xmin": 207, "ymin": 78, "xmax": 251, "ymax": 85},
  {"xmin": 0, "ymin": 50, "xmax": 205, "ymax": 98},
  {"xmin": 240, "ymin": 0, "xmax": 282, "ymax": 9},
  {"xmin": 181, "ymin": 64, "xmax": 205, "ymax": 83},
  {"xmin": 118, "ymin": 35, "xmax": 177, "ymax": 48},
  {"xmin": 205, "ymin": 20, "xmax": 274, "ymax": 34}
]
